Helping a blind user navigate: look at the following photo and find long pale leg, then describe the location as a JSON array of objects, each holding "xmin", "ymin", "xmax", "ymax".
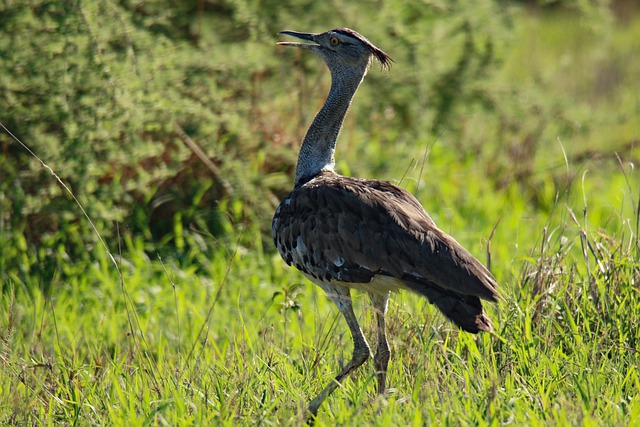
[
  {"xmin": 307, "ymin": 284, "xmax": 371, "ymax": 420},
  {"xmin": 370, "ymin": 291, "xmax": 390, "ymax": 394}
]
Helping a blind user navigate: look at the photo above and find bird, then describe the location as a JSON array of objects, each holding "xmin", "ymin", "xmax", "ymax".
[{"xmin": 272, "ymin": 28, "xmax": 501, "ymax": 420}]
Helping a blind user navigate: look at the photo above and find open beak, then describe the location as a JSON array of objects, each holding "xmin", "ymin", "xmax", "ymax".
[{"xmin": 277, "ymin": 31, "xmax": 319, "ymax": 49}]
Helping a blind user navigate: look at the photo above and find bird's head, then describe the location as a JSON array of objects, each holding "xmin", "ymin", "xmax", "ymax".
[{"xmin": 278, "ymin": 28, "xmax": 392, "ymax": 76}]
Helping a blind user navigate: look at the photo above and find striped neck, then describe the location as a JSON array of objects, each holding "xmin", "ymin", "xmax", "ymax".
[{"xmin": 294, "ymin": 68, "xmax": 366, "ymax": 186}]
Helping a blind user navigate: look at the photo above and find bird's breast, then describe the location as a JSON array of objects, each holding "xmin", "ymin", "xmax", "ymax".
[{"xmin": 273, "ymin": 188, "xmax": 361, "ymax": 284}]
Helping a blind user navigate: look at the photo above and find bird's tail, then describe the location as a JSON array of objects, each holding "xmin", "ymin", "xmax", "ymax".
[{"xmin": 403, "ymin": 279, "xmax": 493, "ymax": 333}]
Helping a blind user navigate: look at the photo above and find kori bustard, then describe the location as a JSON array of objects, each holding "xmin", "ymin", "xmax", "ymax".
[{"xmin": 271, "ymin": 28, "xmax": 501, "ymax": 420}]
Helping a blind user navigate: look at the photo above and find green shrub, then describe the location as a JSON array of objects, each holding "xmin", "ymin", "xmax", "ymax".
[{"xmin": 0, "ymin": 0, "xmax": 516, "ymax": 282}]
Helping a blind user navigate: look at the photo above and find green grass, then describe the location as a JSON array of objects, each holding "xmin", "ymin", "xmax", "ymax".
[
  {"xmin": 3, "ymin": 203, "xmax": 639, "ymax": 425},
  {"xmin": 3, "ymin": 3, "xmax": 640, "ymax": 426}
]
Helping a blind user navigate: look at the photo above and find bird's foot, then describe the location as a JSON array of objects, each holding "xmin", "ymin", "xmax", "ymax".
[{"xmin": 305, "ymin": 403, "xmax": 319, "ymax": 425}]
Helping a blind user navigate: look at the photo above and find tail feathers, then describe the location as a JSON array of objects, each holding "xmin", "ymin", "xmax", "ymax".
[{"xmin": 404, "ymin": 279, "xmax": 493, "ymax": 333}]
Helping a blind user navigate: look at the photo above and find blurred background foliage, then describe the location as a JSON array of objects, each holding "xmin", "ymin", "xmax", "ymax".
[{"xmin": 1, "ymin": 0, "xmax": 638, "ymax": 286}]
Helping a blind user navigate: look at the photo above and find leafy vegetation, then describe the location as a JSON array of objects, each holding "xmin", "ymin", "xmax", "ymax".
[{"xmin": 2, "ymin": 0, "xmax": 640, "ymax": 425}]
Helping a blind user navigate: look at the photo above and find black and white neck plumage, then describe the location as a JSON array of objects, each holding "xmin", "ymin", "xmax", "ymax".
[
  {"xmin": 278, "ymin": 28, "xmax": 392, "ymax": 186},
  {"xmin": 272, "ymin": 28, "xmax": 500, "ymax": 420}
]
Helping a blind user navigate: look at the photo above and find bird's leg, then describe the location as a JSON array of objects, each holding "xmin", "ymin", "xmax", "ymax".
[
  {"xmin": 370, "ymin": 292, "xmax": 390, "ymax": 394},
  {"xmin": 307, "ymin": 284, "xmax": 370, "ymax": 421}
]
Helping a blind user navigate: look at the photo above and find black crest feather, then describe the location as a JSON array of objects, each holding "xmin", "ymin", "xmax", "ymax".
[{"xmin": 334, "ymin": 28, "xmax": 393, "ymax": 70}]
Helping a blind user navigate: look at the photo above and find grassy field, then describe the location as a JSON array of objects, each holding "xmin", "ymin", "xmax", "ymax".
[{"xmin": 2, "ymin": 2, "xmax": 640, "ymax": 426}]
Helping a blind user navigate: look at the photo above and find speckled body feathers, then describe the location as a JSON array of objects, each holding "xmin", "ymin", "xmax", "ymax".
[{"xmin": 272, "ymin": 171, "xmax": 500, "ymax": 333}]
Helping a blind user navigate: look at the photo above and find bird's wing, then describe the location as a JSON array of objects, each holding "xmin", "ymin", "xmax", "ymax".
[{"xmin": 272, "ymin": 172, "xmax": 500, "ymax": 303}]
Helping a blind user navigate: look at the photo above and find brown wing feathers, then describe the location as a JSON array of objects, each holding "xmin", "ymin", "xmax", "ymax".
[
  {"xmin": 401, "ymin": 276, "xmax": 494, "ymax": 332},
  {"xmin": 272, "ymin": 170, "xmax": 500, "ymax": 332}
]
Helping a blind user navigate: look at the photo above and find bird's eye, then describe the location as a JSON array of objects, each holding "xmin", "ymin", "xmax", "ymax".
[{"xmin": 329, "ymin": 37, "xmax": 339, "ymax": 46}]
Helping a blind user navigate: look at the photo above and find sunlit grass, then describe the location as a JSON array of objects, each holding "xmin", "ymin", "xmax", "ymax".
[
  {"xmin": 2, "ymin": 156, "xmax": 639, "ymax": 425},
  {"xmin": 2, "ymin": 5, "xmax": 640, "ymax": 427}
]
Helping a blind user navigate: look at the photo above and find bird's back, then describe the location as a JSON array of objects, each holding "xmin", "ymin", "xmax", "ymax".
[{"xmin": 272, "ymin": 171, "xmax": 500, "ymax": 332}]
